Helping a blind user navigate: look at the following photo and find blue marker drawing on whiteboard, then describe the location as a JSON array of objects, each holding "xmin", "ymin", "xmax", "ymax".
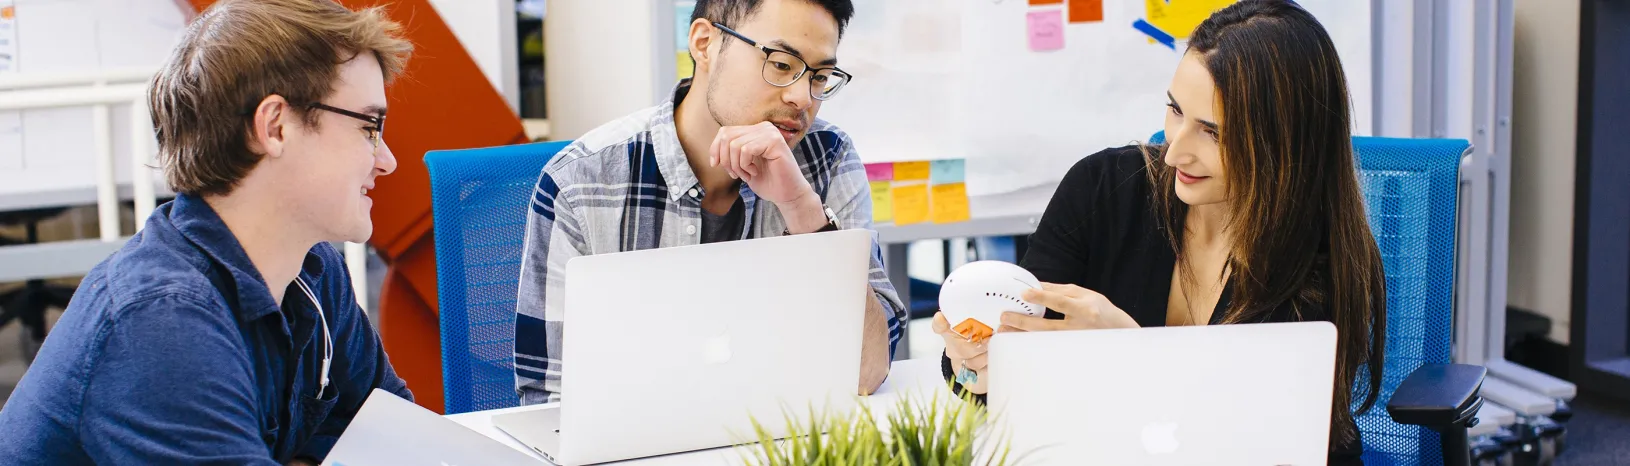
[{"xmin": 1132, "ymin": 18, "xmax": 1176, "ymax": 50}]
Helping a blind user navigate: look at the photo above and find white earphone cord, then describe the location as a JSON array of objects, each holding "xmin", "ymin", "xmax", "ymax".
[{"xmin": 294, "ymin": 277, "xmax": 333, "ymax": 399}]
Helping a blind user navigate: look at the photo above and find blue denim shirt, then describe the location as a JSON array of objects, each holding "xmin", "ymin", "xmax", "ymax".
[{"xmin": 0, "ymin": 194, "xmax": 412, "ymax": 465}]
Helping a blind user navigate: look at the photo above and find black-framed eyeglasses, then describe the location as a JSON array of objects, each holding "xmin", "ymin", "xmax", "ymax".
[
  {"xmin": 309, "ymin": 102, "xmax": 385, "ymax": 152},
  {"xmin": 711, "ymin": 22, "xmax": 853, "ymax": 101}
]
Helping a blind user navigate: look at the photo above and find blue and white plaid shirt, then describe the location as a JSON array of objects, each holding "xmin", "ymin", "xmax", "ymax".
[{"xmin": 514, "ymin": 80, "xmax": 907, "ymax": 404}]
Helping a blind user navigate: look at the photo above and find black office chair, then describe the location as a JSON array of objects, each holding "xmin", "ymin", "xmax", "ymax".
[{"xmin": 0, "ymin": 208, "xmax": 77, "ymax": 364}]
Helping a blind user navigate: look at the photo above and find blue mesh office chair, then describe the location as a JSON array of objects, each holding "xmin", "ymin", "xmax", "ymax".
[
  {"xmin": 1150, "ymin": 132, "xmax": 1487, "ymax": 465},
  {"xmin": 426, "ymin": 140, "xmax": 572, "ymax": 415},
  {"xmin": 1351, "ymin": 136, "xmax": 1485, "ymax": 466}
]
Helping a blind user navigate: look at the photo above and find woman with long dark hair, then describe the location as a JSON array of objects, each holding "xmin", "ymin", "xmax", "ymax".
[{"xmin": 937, "ymin": 1, "xmax": 1386, "ymax": 462}]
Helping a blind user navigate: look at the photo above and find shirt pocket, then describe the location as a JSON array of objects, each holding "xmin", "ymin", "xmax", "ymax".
[{"xmin": 294, "ymin": 389, "xmax": 340, "ymax": 447}]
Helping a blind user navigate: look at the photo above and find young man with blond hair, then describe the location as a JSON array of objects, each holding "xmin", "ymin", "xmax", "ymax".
[{"xmin": 0, "ymin": 1, "xmax": 413, "ymax": 464}]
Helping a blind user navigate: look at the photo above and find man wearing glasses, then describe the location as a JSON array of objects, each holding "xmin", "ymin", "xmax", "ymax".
[
  {"xmin": 0, "ymin": 1, "xmax": 412, "ymax": 465},
  {"xmin": 515, "ymin": 0, "xmax": 904, "ymax": 404}
]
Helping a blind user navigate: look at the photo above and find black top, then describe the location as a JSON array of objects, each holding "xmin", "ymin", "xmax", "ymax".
[
  {"xmin": 700, "ymin": 195, "xmax": 747, "ymax": 244},
  {"xmin": 939, "ymin": 146, "xmax": 1363, "ymax": 464}
]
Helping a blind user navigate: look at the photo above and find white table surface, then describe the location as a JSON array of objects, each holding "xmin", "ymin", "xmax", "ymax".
[
  {"xmin": 445, "ymin": 358, "xmax": 951, "ymax": 465},
  {"xmin": 873, "ymin": 183, "xmax": 1055, "ymax": 244}
]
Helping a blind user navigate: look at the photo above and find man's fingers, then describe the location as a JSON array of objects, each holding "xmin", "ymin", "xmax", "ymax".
[
  {"xmin": 716, "ymin": 130, "xmax": 737, "ymax": 178},
  {"xmin": 730, "ymin": 138, "xmax": 749, "ymax": 179},
  {"xmin": 1000, "ymin": 311, "xmax": 1058, "ymax": 332},
  {"xmin": 710, "ymin": 130, "xmax": 725, "ymax": 168},
  {"xmin": 744, "ymin": 140, "xmax": 764, "ymax": 177},
  {"xmin": 736, "ymin": 136, "xmax": 759, "ymax": 180}
]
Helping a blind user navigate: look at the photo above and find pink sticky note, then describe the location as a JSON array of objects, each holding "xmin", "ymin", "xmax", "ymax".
[
  {"xmin": 864, "ymin": 163, "xmax": 895, "ymax": 181},
  {"xmin": 1027, "ymin": 10, "xmax": 1065, "ymax": 52}
]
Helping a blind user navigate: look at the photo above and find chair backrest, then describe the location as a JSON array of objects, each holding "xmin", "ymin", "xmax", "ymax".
[
  {"xmin": 425, "ymin": 140, "xmax": 572, "ymax": 415},
  {"xmin": 1148, "ymin": 132, "xmax": 1467, "ymax": 464},
  {"xmin": 1351, "ymin": 136, "xmax": 1466, "ymax": 466}
]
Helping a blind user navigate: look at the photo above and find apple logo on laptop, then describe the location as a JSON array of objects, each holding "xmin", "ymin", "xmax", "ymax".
[
  {"xmin": 703, "ymin": 329, "xmax": 733, "ymax": 365},
  {"xmin": 1141, "ymin": 422, "xmax": 1180, "ymax": 454}
]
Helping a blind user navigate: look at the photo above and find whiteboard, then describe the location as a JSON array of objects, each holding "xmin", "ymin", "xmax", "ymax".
[
  {"xmin": 0, "ymin": 0, "xmax": 185, "ymax": 207},
  {"xmin": 818, "ymin": 0, "xmax": 1371, "ymax": 196}
]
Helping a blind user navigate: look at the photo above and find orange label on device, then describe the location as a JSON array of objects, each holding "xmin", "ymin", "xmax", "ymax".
[{"xmin": 952, "ymin": 318, "xmax": 995, "ymax": 343}]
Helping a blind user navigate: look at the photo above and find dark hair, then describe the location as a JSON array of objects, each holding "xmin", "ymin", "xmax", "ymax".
[
  {"xmin": 149, "ymin": 0, "xmax": 411, "ymax": 196},
  {"xmin": 1142, "ymin": 0, "xmax": 1386, "ymax": 450},
  {"xmin": 691, "ymin": 0, "xmax": 855, "ymax": 37}
]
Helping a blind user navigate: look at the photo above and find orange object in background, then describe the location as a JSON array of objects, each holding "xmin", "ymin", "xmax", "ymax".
[{"xmin": 185, "ymin": 0, "xmax": 530, "ymax": 413}]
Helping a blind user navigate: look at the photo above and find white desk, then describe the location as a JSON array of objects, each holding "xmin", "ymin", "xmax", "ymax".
[
  {"xmin": 445, "ymin": 358, "xmax": 952, "ymax": 465},
  {"xmin": 872, "ymin": 184, "xmax": 1054, "ymax": 245}
]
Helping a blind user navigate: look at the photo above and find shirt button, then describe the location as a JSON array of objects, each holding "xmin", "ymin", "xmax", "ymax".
[
  {"xmin": 685, "ymin": 224, "xmax": 697, "ymax": 235},
  {"xmin": 687, "ymin": 188, "xmax": 699, "ymax": 198}
]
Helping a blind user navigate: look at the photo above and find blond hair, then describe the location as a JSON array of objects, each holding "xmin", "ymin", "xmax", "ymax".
[{"xmin": 149, "ymin": 0, "xmax": 413, "ymax": 196}]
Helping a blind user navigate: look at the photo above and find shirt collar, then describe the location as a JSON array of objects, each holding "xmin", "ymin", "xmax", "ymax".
[
  {"xmin": 651, "ymin": 79, "xmax": 699, "ymax": 202},
  {"xmin": 167, "ymin": 194, "xmax": 327, "ymax": 321}
]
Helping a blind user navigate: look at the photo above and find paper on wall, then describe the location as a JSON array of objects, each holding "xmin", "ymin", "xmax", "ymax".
[
  {"xmin": 893, "ymin": 161, "xmax": 931, "ymax": 181},
  {"xmin": 817, "ymin": 0, "xmax": 1370, "ymax": 197},
  {"xmin": 0, "ymin": 1, "xmax": 16, "ymax": 73},
  {"xmin": 931, "ymin": 182, "xmax": 971, "ymax": 224},
  {"xmin": 0, "ymin": 1, "xmax": 17, "ymax": 171},
  {"xmin": 869, "ymin": 181, "xmax": 893, "ymax": 223},
  {"xmin": 0, "ymin": 0, "xmax": 186, "ymax": 200},
  {"xmin": 892, "ymin": 183, "xmax": 929, "ymax": 226},
  {"xmin": 817, "ymin": 0, "xmax": 967, "ymax": 164}
]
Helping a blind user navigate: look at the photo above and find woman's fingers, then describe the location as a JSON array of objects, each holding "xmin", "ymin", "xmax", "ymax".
[
  {"xmin": 1021, "ymin": 287, "xmax": 1074, "ymax": 314},
  {"xmin": 962, "ymin": 352, "xmax": 988, "ymax": 372},
  {"xmin": 1039, "ymin": 282, "xmax": 1090, "ymax": 297},
  {"xmin": 931, "ymin": 312, "xmax": 950, "ymax": 333},
  {"xmin": 1000, "ymin": 311, "xmax": 1060, "ymax": 332}
]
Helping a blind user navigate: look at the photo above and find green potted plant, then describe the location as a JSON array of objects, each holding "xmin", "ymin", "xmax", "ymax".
[{"xmin": 736, "ymin": 393, "xmax": 1026, "ymax": 466}]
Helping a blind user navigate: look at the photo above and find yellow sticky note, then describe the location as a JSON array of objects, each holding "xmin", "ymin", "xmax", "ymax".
[
  {"xmin": 892, "ymin": 183, "xmax": 929, "ymax": 225},
  {"xmin": 894, "ymin": 161, "xmax": 931, "ymax": 181},
  {"xmin": 677, "ymin": 52, "xmax": 694, "ymax": 79},
  {"xmin": 870, "ymin": 182, "xmax": 893, "ymax": 223},
  {"xmin": 932, "ymin": 182, "xmax": 971, "ymax": 224},
  {"xmin": 1146, "ymin": 0, "xmax": 1233, "ymax": 40}
]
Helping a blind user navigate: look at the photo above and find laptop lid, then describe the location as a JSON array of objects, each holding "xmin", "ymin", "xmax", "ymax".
[
  {"xmin": 984, "ymin": 321, "xmax": 1338, "ymax": 465},
  {"xmin": 554, "ymin": 229, "xmax": 874, "ymax": 465},
  {"xmin": 323, "ymin": 389, "xmax": 546, "ymax": 466}
]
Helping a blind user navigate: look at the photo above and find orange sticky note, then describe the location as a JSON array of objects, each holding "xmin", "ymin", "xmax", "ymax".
[
  {"xmin": 1029, "ymin": 0, "xmax": 1063, "ymax": 4},
  {"xmin": 892, "ymin": 183, "xmax": 929, "ymax": 225},
  {"xmin": 870, "ymin": 182, "xmax": 893, "ymax": 223},
  {"xmin": 894, "ymin": 161, "xmax": 931, "ymax": 181},
  {"xmin": 1069, "ymin": 0, "xmax": 1103, "ymax": 23},
  {"xmin": 931, "ymin": 183, "xmax": 971, "ymax": 224}
]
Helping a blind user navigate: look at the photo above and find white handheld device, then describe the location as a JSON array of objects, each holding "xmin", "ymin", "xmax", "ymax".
[{"xmin": 938, "ymin": 261, "xmax": 1044, "ymax": 342}]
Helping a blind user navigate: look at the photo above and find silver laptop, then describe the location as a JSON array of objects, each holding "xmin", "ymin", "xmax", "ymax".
[
  {"xmin": 495, "ymin": 229, "xmax": 875, "ymax": 465},
  {"xmin": 323, "ymin": 389, "xmax": 547, "ymax": 466},
  {"xmin": 985, "ymin": 321, "xmax": 1339, "ymax": 465}
]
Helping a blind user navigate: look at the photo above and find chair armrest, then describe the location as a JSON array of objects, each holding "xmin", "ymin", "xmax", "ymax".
[{"xmin": 1387, "ymin": 363, "xmax": 1487, "ymax": 428}]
